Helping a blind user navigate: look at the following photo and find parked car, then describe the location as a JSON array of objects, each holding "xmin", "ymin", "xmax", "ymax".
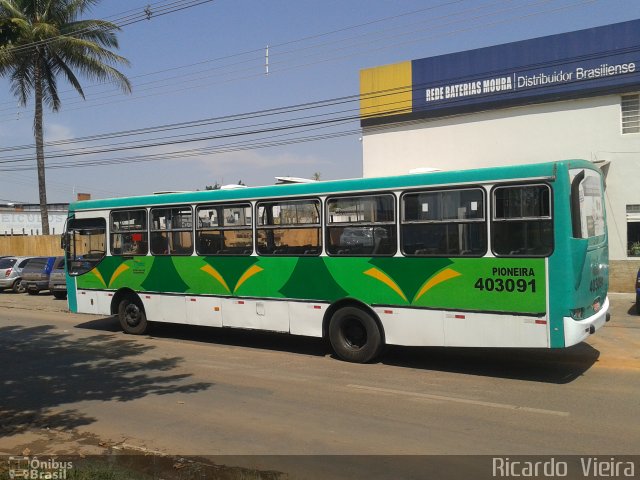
[
  {"xmin": 0, "ymin": 256, "xmax": 33, "ymax": 293},
  {"xmin": 21, "ymin": 256, "xmax": 59, "ymax": 295},
  {"xmin": 636, "ymin": 267, "xmax": 640, "ymax": 315},
  {"xmin": 339, "ymin": 226, "xmax": 389, "ymax": 247},
  {"xmin": 48, "ymin": 256, "xmax": 67, "ymax": 300}
]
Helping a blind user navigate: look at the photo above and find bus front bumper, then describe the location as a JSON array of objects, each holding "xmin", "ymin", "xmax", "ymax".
[{"xmin": 563, "ymin": 296, "xmax": 610, "ymax": 347}]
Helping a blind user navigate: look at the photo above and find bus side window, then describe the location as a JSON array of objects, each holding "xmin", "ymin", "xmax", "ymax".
[
  {"xmin": 492, "ymin": 184, "xmax": 553, "ymax": 257},
  {"xmin": 111, "ymin": 209, "xmax": 148, "ymax": 256},
  {"xmin": 196, "ymin": 204, "xmax": 252, "ymax": 256},
  {"xmin": 150, "ymin": 206, "xmax": 193, "ymax": 256},
  {"xmin": 326, "ymin": 194, "xmax": 396, "ymax": 256},
  {"xmin": 256, "ymin": 199, "xmax": 321, "ymax": 256},
  {"xmin": 401, "ymin": 188, "xmax": 486, "ymax": 257}
]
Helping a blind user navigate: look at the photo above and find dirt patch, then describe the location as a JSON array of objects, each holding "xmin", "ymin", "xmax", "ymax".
[{"xmin": 0, "ymin": 428, "xmax": 286, "ymax": 479}]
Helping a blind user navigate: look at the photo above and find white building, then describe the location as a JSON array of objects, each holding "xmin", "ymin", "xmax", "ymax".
[
  {"xmin": 360, "ymin": 20, "xmax": 640, "ymax": 267},
  {"xmin": 0, "ymin": 203, "xmax": 68, "ymax": 235}
]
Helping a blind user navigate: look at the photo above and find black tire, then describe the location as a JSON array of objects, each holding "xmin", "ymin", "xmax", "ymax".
[
  {"xmin": 328, "ymin": 306, "xmax": 383, "ymax": 363},
  {"xmin": 12, "ymin": 281, "xmax": 25, "ymax": 294},
  {"xmin": 27, "ymin": 289, "xmax": 38, "ymax": 295},
  {"xmin": 118, "ymin": 295, "xmax": 148, "ymax": 335},
  {"xmin": 53, "ymin": 291, "xmax": 67, "ymax": 300}
]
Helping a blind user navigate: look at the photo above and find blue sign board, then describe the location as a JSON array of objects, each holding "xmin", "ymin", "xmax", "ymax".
[{"xmin": 362, "ymin": 20, "xmax": 640, "ymax": 125}]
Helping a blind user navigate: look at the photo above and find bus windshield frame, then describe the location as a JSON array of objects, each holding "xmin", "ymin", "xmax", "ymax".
[{"xmin": 64, "ymin": 217, "xmax": 107, "ymax": 276}]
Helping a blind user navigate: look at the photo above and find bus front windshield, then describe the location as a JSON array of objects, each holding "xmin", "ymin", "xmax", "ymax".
[
  {"xmin": 64, "ymin": 217, "xmax": 107, "ymax": 276},
  {"xmin": 570, "ymin": 168, "xmax": 606, "ymax": 241}
]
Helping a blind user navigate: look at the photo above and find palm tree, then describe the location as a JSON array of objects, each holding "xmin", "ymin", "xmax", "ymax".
[{"xmin": 0, "ymin": 0, "xmax": 131, "ymax": 234}]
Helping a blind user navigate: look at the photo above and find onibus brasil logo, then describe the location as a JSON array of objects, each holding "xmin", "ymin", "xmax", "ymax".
[{"xmin": 8, "ymin": 456, "xmax": 73, "ymax": 479}]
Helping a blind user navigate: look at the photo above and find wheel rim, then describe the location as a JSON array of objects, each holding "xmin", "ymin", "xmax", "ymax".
[
  {"xmin": 341, "ymin": 317, "xmax": 367, "ymax": 349},
  {"xmin": 124, "ymin": 303, "xmax": 142, "ymax": 327}
]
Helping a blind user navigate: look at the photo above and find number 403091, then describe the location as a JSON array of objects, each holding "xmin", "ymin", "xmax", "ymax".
[{"xmin": 474, "ymin": 277, "xmax": 536, "ymax": 293}]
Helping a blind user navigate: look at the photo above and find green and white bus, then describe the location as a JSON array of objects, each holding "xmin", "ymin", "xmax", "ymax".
[{"xmin": 63, "ymin": 160, "xmax": 609, "ymax": 363}]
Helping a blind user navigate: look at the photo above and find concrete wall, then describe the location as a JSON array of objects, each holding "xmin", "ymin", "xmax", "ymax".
[{"xmin": 610, "ymin": 260, "xmax": 640, "ymax": 293}]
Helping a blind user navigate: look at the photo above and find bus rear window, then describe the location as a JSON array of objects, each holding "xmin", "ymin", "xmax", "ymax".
[{"xmin": 570, "ymin": 169, "xmax": 606, "ymax": 239}]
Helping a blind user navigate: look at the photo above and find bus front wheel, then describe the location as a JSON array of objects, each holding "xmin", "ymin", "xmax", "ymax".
[
  {"xmin": 118, "ymin": 296, "xmax": 148, "ymax": 335},
  {"xmin": 329, "ymin": 307, "xmax": 383, "ymax": 363}
]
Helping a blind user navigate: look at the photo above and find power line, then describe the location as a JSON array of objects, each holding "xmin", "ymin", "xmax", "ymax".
[
  {"xmin": 1, "ymin": 0, "xmax": 217, "ymax": 57},
  {"xmin": 0, "ymin": 0, "xmax": 467, "ymax": 111},
  {"xmin": 1, "ymin": 33, "xmax": 637, "ymax": 160},
  {"xmin": 0, "ymin": 70, "xmax": 636, "ymax": 173},
  {"xmin": 0, "ymin": 0, "xmax": 614, "ymax": 176},
  {"xmin": 0, "ymin": 0, "xmax": 595, "ymax": 122}
]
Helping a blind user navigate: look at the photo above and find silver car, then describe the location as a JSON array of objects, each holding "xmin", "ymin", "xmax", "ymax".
[
  {"xmin": 48, "ymin": 256, "xmax": 67, "ymax": 300},
  {"xmin": 0, "ymin": 256, "xmax": 34, "ymax": 293}
]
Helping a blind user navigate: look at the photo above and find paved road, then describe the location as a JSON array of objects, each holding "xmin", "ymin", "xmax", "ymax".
[{"xmin": 0, "ymin": 291, "xmax": 638, "ymax": 475}]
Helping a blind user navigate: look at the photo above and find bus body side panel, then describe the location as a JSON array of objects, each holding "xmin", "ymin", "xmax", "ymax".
[
  {"xmin": 376, "ymin": 307, "xmax": 548, "ymax": 348},
  {"xmin": 76, "ymin": 255, "xmax": 547, "ymax": 315},
  {"xmin": 74, "ymin": 254, "xmax": 548, "ymax": 347},
  {"xmin": 66, "ymin": 275, "xmax": 78, "ymax": 313}
]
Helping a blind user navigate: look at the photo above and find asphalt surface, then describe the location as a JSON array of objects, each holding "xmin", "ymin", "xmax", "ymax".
[{"xmin": 0, "ymin": 290, "xmax": 638, "ymax": 477}]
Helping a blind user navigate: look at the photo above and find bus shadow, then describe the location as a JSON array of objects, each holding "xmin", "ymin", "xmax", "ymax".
[
  {"xmin": 381, "ymin": 343, "xmax": 601, "ymax": 384},
  {"xmin": 75, "ymin": 317, "xmax": 599, "ymax": 383},
  {"xmin": 75, "ymin": 317, "xmax": 330, "ymax": 358},
  {"xmin": 74, "ymin": 315, "xmax": 122, "ymax": 332}
]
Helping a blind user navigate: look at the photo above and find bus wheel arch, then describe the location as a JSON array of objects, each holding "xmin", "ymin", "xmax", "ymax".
[
  {"xmin": 324, "ymin": 299, "xmax": 385, "ymax": 363},
  {"xmin": 112, "ymin": 289, "xmax": 148, "ymax": 335}
]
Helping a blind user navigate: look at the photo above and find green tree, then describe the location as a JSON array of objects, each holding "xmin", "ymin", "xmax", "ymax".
[
  {"xmin": 0, "ymin": 0, "xmax": 131, "ymax": 234},
  {"xmin": 0, "ymin": 17, "xmax": 19, "ymax": 44}
]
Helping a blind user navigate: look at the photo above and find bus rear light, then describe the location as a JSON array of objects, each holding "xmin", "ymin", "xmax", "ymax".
[{"xmin": 570, "ymin": 308, "xmax": 584, "ymax": 320}]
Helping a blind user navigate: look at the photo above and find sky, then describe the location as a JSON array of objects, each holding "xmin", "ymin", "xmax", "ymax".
[{"xmin": 1, "ymin": 0, "xmax": 640, "ymax": 204}]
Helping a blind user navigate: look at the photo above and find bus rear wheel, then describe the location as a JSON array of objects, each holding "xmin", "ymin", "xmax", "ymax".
[
  {"xmin": 118, "ymin": 295, "xmax": 148, "ymax": 335},
  {"xmin": 329, "ymin": 307, "xmax": 383, "ymax": 363}
]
